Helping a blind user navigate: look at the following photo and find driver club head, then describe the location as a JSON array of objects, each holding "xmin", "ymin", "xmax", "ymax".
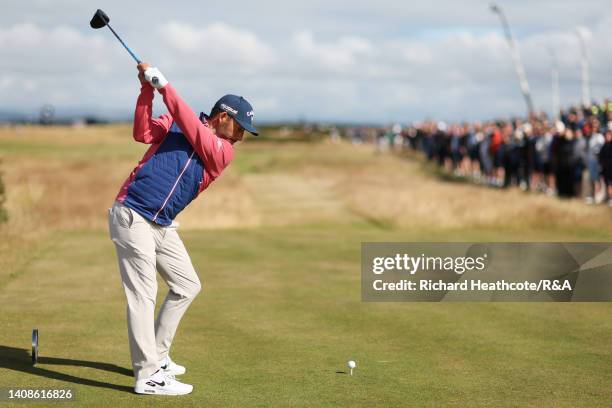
[{"xmin": 90, "ymin": 9, "xmax": 110, "ymax": 29}]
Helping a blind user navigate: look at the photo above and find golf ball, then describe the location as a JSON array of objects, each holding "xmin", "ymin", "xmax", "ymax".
[{"xmin": 348, "ymin": 360, "xmax": 356, "ymax": 369}]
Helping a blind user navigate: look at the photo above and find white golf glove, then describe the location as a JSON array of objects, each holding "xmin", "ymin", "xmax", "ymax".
[{"xmin": 144, "ymin": 67, "xmax": 168, "ymax": 89}]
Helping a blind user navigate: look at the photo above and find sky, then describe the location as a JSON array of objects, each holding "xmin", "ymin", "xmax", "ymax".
[{"xmin": 2, "ymin": 0, "xmax": 612, "ymax": 124}]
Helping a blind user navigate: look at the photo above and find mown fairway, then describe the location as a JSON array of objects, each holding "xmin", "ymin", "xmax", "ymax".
[{"xmin": 1, "ymin": 125, "xmax": 612, "ymax": 407}]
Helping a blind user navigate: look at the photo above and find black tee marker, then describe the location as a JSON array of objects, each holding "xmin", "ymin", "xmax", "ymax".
[{"xmin": 31, "ymin": 329, "xmax": 38, "ymax": 365}]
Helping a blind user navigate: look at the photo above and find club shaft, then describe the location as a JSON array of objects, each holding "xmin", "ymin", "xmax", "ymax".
[{"xmin": 106, "ymin": 23, "xmax": 141, "ymax": 63}]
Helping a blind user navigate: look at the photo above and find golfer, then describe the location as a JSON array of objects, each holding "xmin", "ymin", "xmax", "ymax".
[{"xmin": 108, "ymin": 62, "xmax": 257, "ymax": 395}]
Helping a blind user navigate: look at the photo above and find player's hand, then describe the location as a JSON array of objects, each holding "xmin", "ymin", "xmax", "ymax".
[
  {"xmin": 137, "ymin": 62, "xmax": 150, "ymax": 73},
  {"xmin": 144, "ymin": 66, "xmax": 168, "ymax": 90},
  {"xmin": 137, "ymin": 62, "xmax": 150, "ymax": 85}
]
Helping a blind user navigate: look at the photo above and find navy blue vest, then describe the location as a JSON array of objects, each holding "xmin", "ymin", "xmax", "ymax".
[{"xmin": 123, "ymin": 123, "xmax": 206, "ymax": 226}]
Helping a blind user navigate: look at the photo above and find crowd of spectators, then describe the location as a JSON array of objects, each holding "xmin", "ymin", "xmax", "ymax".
[{"xmin": 342, "ymin": 101, "xmax": 612, "ymax": 205}]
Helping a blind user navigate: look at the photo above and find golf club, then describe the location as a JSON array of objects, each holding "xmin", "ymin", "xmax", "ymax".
[
  {"xmin": 89, "ymin": 9, "xmax": 141, "ymax": 63},
  {"xmin": 31, "ymin": 329, "xmax": 38, "ymax": 365}
]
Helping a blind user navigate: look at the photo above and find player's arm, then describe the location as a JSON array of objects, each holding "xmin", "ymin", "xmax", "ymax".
[
  {"xmin": 132, "ymin": 63, "xmax": 172, "ymax": 144},
  {"xmin": 141, "ymin": 65, "xmax": 234, "ymax": 178}
]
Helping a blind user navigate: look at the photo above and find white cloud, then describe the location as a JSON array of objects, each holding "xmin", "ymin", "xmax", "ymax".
[
  {"xmin": 0, "ymin": 22, "xmax": 120, "ymax": 76},
  {"xmin": 292, "ymin": 31, "xmax": 373, "ymax": 73},
  {"xmin": 158, "ymin": 22, "xmax": 276, "ymax": 74}
]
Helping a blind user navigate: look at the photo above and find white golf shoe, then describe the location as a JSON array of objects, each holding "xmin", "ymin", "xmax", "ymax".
[
  {"xmin": 134, "ymin": 369, "xmax": 193, "ymax": 395},
  {"xmin": 161, "ymin": 355, "xmax": 186, "ymax": 376}
]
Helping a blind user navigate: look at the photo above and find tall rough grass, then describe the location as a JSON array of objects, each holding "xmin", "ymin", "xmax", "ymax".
[{"xmin": 1, "ymin": 124, "xmax": 611, "ymax": 243}]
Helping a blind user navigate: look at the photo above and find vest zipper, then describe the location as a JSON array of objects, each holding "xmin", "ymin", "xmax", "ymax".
[{"xmin": 152, "ymin": 151, "xmax": 196, "ymax": 223}]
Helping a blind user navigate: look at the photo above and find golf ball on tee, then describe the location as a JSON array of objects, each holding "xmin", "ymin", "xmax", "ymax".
[{"xmin": 348, "ymin": 360, "xmax": 356, "ymax": 369}]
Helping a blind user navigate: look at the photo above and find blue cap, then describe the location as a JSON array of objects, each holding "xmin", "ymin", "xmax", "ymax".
[{"xmin": 202, "ymin": 94, "xmax": 258, "ymax": 136}]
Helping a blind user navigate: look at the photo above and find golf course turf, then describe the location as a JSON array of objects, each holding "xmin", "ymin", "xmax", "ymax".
[{"xmin": 1, "ymin": 125, "xmax": 612, "ymax": 407}]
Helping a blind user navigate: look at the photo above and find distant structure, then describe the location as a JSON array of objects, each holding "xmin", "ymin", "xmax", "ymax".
[
  {"xmin": 39, "ymin": 104, "xmax": 55, "ymax": 125},
  {"xmin": 549, "ymin": 47, "xmax": 560, "ymax": 121},
  {"xmin": 575, "ymin": 28, "xmax": 590, "ymax": 107},
  {"xmin": 490, "ymin": 3, "xmax": 535, "ymax": 115}
]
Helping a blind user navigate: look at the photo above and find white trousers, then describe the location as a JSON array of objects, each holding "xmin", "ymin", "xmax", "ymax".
[{"xmin": 108, "ymin": 201, "xmax": 201, "ymax": 381}]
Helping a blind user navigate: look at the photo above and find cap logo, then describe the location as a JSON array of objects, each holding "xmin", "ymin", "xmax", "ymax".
[
  {"xmin": 247, "ymin": 110, "xmax": 254, "ymax": 119},
  {"xmin": 220, "ymin": 103, "xmax": 238, "ymax": 115}
]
